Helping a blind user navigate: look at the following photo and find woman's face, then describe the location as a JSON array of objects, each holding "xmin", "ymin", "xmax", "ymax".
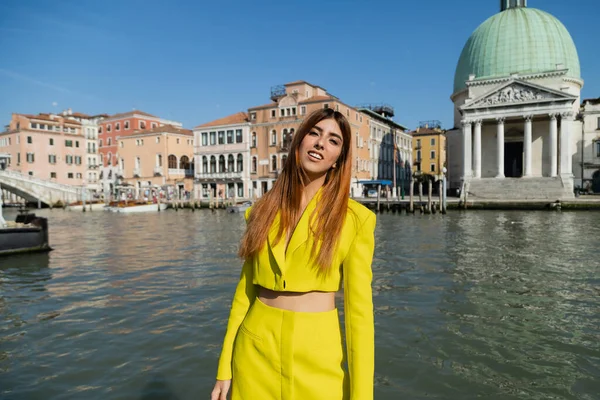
[{"xmin": 298, "ymin": 118, "xmax": 343, "ymax": 182}]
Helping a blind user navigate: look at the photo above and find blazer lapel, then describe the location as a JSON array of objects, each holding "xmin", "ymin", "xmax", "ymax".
[
  {"xmin": 285, "ymin": 192, "xmax": 319, "ymax": 260},
  {"xmin": 267, "ymin": 213, "xmax": 286, "ymax": 271}
]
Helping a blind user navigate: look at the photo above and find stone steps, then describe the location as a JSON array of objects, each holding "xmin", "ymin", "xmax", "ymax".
[{"xmin": 466, "ymin": 177, "xmax": 574, "ymax": 200}]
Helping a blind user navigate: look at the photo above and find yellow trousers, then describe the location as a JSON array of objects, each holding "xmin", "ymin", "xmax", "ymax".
[{"xmin": 231, "ymin": 298, "xmax": 348, "ymax": 400}]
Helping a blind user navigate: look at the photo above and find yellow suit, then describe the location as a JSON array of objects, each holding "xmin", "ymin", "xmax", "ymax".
[{"xmin": 217, "ymin": 194, "xmax": 376, "ymax": 400}]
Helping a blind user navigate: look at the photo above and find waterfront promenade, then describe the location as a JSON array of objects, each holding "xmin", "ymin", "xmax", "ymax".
[{"xmin": 1, "ymin": 208, "xmax": 599, "ymax": 399}]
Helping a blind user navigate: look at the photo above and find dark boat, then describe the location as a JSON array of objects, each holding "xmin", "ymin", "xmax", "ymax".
[{"xmin": 0, "ymin": 209, "xmax": 51, "ymax": 256}]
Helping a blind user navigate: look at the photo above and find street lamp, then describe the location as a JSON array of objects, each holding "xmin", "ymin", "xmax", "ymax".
[{"xmin": 442, "ymin": 167, "xmax": 447, "ymax": 211}]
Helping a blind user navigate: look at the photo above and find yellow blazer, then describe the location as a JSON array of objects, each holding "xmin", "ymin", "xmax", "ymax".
[{"xmin": 217, "ymin": 194, "xmax": 376, "ymax": 400}]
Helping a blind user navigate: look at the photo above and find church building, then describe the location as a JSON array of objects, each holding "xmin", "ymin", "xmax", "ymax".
[{"xmin": 447, "ymin": 0, "xmax": 583, "ymax": 199}]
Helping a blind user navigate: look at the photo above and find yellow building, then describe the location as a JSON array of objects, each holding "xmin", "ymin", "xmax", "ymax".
[{"xmin": 411, "ymin": 122, "xmax": 446, "ymax": 179}]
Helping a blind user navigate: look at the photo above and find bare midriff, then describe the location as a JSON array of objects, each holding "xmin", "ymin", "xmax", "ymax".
[{"xmin": 258, "ymin": 286, "xmax": 336, "ymax": 312}]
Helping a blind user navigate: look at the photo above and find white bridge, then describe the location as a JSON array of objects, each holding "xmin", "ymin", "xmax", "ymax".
[{"xmin": 0, "ymin": 169, "xmax": 80, "ymax": 206}]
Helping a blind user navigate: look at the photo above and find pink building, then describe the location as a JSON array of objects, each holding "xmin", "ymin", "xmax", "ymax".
[{"xmin": 0, "ymin": 113, "xmax": 88, "ymax": 185}]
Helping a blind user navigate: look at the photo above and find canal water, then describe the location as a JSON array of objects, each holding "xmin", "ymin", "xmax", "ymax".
[{"xmin": 1, "ymin": 208, "xmax": 599, "ymax": 400}]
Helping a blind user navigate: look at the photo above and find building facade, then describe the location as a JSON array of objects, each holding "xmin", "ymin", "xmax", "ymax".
[
  {"xmin": 246, "ymin": 80, "xmax": 379, "ymax": 198},
  {"xmin": 578, "ymin": 98, "xmax": 600, "ymax": 192},
  {"xmin": 0, "ymin": 113, "xmax": 87, "ymax": 186},
  {"xmin": 117, "ymin": 125, "xmax": 194, "ymax": 199},
  {"xmin": 193, "ymin": 112, "xmax": 251, "ymax": 200},
  {"xmin": 99, "ymin": 110, "xmax": 182, "ymax": 198},
  {"xmin": 359, "ymin": 106, "xmax": 411, "ymax": 195},
  {"xmin": 411, "ymin": 123, "xmax": 446, "ymax": 179},
  {"xmin": 446, "ymin": 1, "xmax": 583, "ymax": 199}
]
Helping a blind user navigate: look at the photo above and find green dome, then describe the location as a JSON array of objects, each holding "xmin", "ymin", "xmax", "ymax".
[{"xmin": 454, "ymin": 7, "xmax": 581, "ymax": 93}]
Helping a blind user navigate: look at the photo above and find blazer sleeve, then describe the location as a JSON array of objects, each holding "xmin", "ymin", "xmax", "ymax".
[
  {"xmin": 216, "ymin": 208, "xmax": 256, "ymax": 380},
  {"xmin": 343, "ymin": 211, "xmax": 376, "ymax": 400}
]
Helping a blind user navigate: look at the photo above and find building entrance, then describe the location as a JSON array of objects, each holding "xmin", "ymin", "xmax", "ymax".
[{"xmin": 504, "ymin": 142, "xmax": 523, "ymax": 177}]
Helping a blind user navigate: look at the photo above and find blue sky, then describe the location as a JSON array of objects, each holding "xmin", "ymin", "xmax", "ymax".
[{"xmin": 0, "ymin": 0, "xmax": 598, "ymax": 131}]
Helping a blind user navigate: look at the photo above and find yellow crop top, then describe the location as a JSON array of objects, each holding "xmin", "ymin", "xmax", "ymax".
[{"xmin": 217, "ymin": 195, "xmax": 376, "ymax": 400}]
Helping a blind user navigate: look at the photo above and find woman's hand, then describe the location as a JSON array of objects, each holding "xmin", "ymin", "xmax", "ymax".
[{"xmin": 211, "ymin": 379, "xmax": 231, "ymax": 400}]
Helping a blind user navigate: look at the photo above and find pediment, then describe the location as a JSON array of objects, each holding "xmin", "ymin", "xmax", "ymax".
[
  {"xmin": 461, "ymin": 79, "xmax": 577, "ymax": 110},
  {"xmin": 278, "ymin": 95, "xmax": 298, "ymax": 107}
]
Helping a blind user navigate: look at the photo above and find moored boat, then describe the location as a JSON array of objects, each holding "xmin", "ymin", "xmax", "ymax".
[
  {"xmin": 105, "ymin": 201, "xmax": 167, "ymax": 213},
  {"xmin": 226, "ymin": 201, "xmax": 252, "ymax": 213},
  {"xmin": 0, "ymin": 209, "xmax": 51, "ymax": 256}
]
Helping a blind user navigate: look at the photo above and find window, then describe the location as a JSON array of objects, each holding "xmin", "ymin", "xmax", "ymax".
[
  {"xmin": 251, "ymin": 132, "xmax": 257, "ymax": 148},
  {"xmin": 157, "ymin": 154, "xmax": 163, "ymax": 167},
  {"xmin": 49, "ymin": 138, "xmax": 54, "ymax": 145},
  {"xmin": 168, "ymin": 155, "xmax": 177, "ymax": 169},
  {"xmin": 98, "ymin": 127, "xmax": 102, "ymax": 134},
  {"xmin": 151, "ymin": 123, "xmax": 157, "ymax": 129},
  {"xmin": 66, "ymin": 155, "xmax": 73, "ymax": 164},
  {"xmin": 250, "ymin": 112, "xmax": 256, "ymax": 120},
  {"xmin": 76, "ymin": 173, "xmax": 82, "ymax": 179},
  {"xmin": 416, "ymin": 139, "xmax": 421, "ymax": 147},
  {"xmin": 271, "ymin": 130, "xmax": 277, "ymax": 146},
  {"xmin": 30, "ymin": 123, "xmax": 38, "ymax": 129},
  {"xmin": 68, "ymin": 173, "xmax": 73, "ymax": 179},
  {"xmin": 324, "ymin": 104, "xmax": 329, "ymax": 109},
  {"xmin": 280, "ymin": 108, "xmax": 285, "ymax": 117},
  {"xmin": 48, "ymin": 155, "xmax": 57, "ymax": 164},
  {"xmin": 75, "ymin": 141, "xmax": 79, "ymax": 148},
  {"xmin": 17, "ymin": 152, "xmax": 20, "ymax": 164},
  {"xmin": 124, "ymin": 121, "xmax": 130, "ymax": 130},
  {"xmin": 271, "ymin": 155, "xmax": 277, "ymax": 171},
  {"xmin": 27, "ymin": 136, "xmax": 32, "ymax": 144},
  {"xmin": 430, "ymin": 150, "xmax": 435, "ymax": 159},
  {"xmin": 430, "ymin": 164, "xmax": 436, "ymax": 173},
  {"xmin": 227, "ymin": 130, "xmax": 234, "ymax": 144},
  {"xmin": 50, "ymin": 172, "xmax": 56, "ymax": 179},
  {"xmin": 99, "ymin": 139, "xmax": 103, "ymax": 147},
  {"xmin": 210, "ymin": 131, "xmax": 216, "ymax": 145},
  {"xmin": 416, "ymin": 150, "xmax": 422, "ymax": 161},
  {"xmin": 236, "ymin": 129, "xmax": 243, "ymax": 143},
  {"xmin": 116, "ymin": 122, "xmax": 121, "ymax": 131},
  {"xmin": 251, "ymin": 156, "xmax": 257, "ymax": 173},
  {"xmin": 26, "ymin": 153, "xmax": 34, "ymax": 163},
  {"xmin": 107, "ymin": 138, "xmax": 112, "ymax": 146},
  {"xmin": 596, "ymin": 141, "xmax": 600, "ymax": 157},
  {"xmin": 430, "ymin": 138, "xmax": 436, "ymax": 146},
  {"xmin": 202, "ymin": 133, "xmax": 208, "ymax": 146},
  {"xmin": 139, "ymin": 121, "xmax": 146, "ymax": 130},
  {"xmin": 121, "ymin": 141, "xmax": 124, "ymax": 148},
  {"xmin": 300, "ymin": 106, "xmax": 306, "ymax": 115},
  {"xmin": 237, "ymin": 154, "xmax": 243, "ymax": 172},
  {"xmin": 28, "ymin": 171, "xmax": 33, "ymax": 176},
  {"xmin": 75, "ymin": 156, "xmax": 82, "ymax": 165},
  {"xmin": 65, "ymin": 140, "xmax": 73, "ymax": 147},
  {"xmin": 107, "ymin": 124, "xmax": 111, "ymax": 132},
  {"xmin": 176, "ymin": 138, "xmax": 180, "ymax": 144},
  {"xmin": 271, "ymin": 110, "xmax": 276, "ymax": 118},
  {"xmin": 156, "ymin": 136, "xmax": 160, "ymax": 144}
]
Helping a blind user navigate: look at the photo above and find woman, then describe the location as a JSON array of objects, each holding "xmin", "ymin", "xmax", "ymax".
[{"xmin": 211, "ymin": 108, "xmax": 376, "ymax": 400}]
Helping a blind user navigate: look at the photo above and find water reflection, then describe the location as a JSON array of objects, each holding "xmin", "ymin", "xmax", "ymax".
[{"xmin": 0, "ymin": 209, "xmax": 598, "ymax": 399}]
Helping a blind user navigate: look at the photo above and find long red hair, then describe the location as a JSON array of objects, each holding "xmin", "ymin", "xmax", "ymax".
[{"xmin": 239, "ymin": 108, "xmax": 353, "ymax": 271}]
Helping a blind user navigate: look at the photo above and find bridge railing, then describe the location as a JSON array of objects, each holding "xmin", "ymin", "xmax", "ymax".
[{"xmin": 0, "ymin": 169, "xmax": 79, "ymax": 194}]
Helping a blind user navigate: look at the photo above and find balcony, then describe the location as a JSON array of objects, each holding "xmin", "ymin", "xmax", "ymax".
[
  {"xmin": 413, "ymin": 158, "xmax": 422, "ymax": 165},
  {"xmin": 278, "ymin": 140, "xmax": 292, "ymax": 153},
  {"xmin": 195, "ymin": 171, "xmax": 243, "ymax": 180},
  {"xmin": 154, "ymin": 166, "xmax": 163, "ymax": 176}
]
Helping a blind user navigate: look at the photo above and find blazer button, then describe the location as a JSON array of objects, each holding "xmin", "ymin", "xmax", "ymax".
[{"xmin": 283, "ymin": 280, "xmax": 286, "ymax": 289}]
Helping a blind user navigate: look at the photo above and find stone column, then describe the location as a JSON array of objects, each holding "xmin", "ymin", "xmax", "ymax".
[
  {"xmin": 462, "ymin": 120, "xmax": 472, "ymax": 179},
  {"xmin": 549, "ymin": 113, "xmax": 558, "ymax": 177},
  {"xmin": 496, "ymin": 117, "xmax": 505, "ymax": 178},
  {"xmin": 560, "ymin": 112, "xmax": 573, "ymax": 177},
  {"xmin": 523, "ymin": 115, "xmax": 533, "ymax": 177},
  {"xmin": 473, "ymin": 120, "xmax": 482, "ymax": 178}
]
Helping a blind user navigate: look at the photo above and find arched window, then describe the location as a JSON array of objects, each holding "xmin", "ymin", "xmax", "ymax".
[
  {"xmin": 251, "ymin": 132, "xmax": 257, "ymax": 147},
  {"xmin": 227, "ymin": 154, "xmax": 235, "ymax": 171},
  {"xmin": 218, "ymin": 155, "xmax": 226, "ymax": 172},
  {"xmin": 281, "ymin": 154, "xmax": 287, "ymax": 168},
  {"xmin": 179, "ymin": 155, "xmax": 190, "ymax": 170},
  {"xmin": 168, "ymin": 155, "xmax": 177, "ymax": 169},
  {"xmin": 202, "ymin": 156, "xmax": 208, "ymax": 173},
  {"xmin": 210, "ymin": 156, "xmax": 217, "ymax": 173},
  {"xmin": 271, "ymin": 130, "xmax": 277, "ymax": 145},
  {"xmin": 271, "ymin": 155, "xmax": 277, "ymax": 171},
  {"xmin": 107, "ymin": 152, "xmax": 112, "ymax": 166},
  {"xmin": 237, "ymin": 154, "xmax": 243, "ymax": 172},
  {"xmin": 252, "ymin": 156, "xmax": 257, "ymax": 173},
  {"xmin": 282, "ymin": 128, "xmax": 288, "ymax": 145}
]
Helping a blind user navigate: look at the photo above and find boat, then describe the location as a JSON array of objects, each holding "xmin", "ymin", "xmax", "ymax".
[
  {"xmin": 105, "ymin": 201, "xmax": 167, "ymax": 213},
  {"xmin": 226, "ymin": 201, "xmax": 252, "ymax": 213},
  {"xmin": 66, "ymin": 201, "xmax": 107, "ymax": 211},
  {"xmin": 0, "ymin": 208, "xmax": 51, "ymax": 256}
]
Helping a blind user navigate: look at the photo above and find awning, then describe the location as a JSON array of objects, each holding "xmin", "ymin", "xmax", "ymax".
[{"xmin": 357, "ymin": 179, "xmax": 393, "ymax": 186}]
